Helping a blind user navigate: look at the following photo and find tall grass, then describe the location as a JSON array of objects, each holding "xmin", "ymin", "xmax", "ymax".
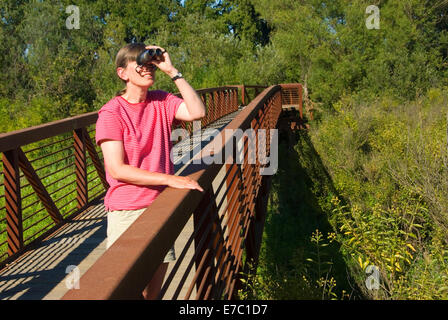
[
  {"xmin": 309, "ymin": 87, "xmax": 448, "ymax": 299},
  {"xmin": 238, "ymin": 133, "xmax": 362, "ymax": 300}
]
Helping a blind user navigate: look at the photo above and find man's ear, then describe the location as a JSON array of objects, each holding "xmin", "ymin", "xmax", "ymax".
[{"xmin": 117, "ymin": 67, "xmax": 128, "ymax": 81}]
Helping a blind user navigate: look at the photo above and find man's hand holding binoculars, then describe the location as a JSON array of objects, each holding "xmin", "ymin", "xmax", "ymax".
[
  {"xmin": 136, "ymin": 45, "xmax": 179, "ymax": 79},
  {"xmin": 137, "ymin": 44, "xmax": 205, "ymax": 124}
]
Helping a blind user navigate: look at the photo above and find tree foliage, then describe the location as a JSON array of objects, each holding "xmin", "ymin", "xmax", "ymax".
[
  {"xmin": 254, "ymin": 0, "xmax": 448, "ymax": 105},
  {"xmin": 1, "ymin": 0, "xmax": 447, "ymax": 128}
]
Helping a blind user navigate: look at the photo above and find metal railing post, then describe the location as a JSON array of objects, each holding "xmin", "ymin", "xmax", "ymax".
[
  {"xmin": 74, "ymin": 128, "xmax": 88, "ymax": 210},
  {"xmin": 2, "ymin": 149, "xmax": 23, "ymax": 256}
]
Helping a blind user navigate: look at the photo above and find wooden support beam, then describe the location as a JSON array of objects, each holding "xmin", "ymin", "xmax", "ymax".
[
  {"xmin": 3, "ymin": 150, "xmax": 23, "ymax": 256},
  {"xmin": 17, "ymin": 148, "xmax": 63, "ymax": 224},
  {"xmin": 74, "ymin": 129, "xmax": 88, "ymax": 210}
]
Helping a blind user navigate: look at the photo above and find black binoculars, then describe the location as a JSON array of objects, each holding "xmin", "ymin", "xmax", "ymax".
[{"xmin": 136, "ymin": 48, "xmax": 164, "ymax": 66}]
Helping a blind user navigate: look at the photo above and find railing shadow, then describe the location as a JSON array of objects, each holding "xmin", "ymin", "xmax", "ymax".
[{"xmin": 0, "ymin": 200, "xmax": 106, "ymax": 300}]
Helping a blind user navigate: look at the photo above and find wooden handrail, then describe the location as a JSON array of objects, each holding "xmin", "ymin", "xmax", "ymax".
[{"xmin": 0, "ymin": 112, "xmax": 98, "ymax": 154}]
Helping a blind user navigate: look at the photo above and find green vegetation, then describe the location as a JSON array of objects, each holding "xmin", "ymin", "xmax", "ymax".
[
  {"xmin": 2, "ymin": 0, "xmax": 448, "ymax": 299},
  {"xmin": 238, "ymin": 135, "xmax": 361, "ymax": 300},
  {"xmin": 239, "ymin": 89, "xmax": 448, "ymax": 300},
  {"xmin": 2, "ymin": 0, "xmax": 447, "ymax": 131},
  {"xmin": 0, "ymin": 0, "xmax": 272, "ymax": 132},
  {"xmin": 309, "ymin": 90, "xmax": 448, "ymax": 299}
]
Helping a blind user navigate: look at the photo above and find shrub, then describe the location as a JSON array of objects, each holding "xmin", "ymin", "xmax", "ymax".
[{"xmin": 309, "ymin": 88, "xmax": 448, "ymax": 299}]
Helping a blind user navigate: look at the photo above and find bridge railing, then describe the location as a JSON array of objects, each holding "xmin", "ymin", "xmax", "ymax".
[
  {"xmin": 0, "ymin": 86, "xmax": 240, "ymax": 269},
  {"xmin": 62, "ymin": 84, "xmax": 288, "ymax": 300},
  {"xmin": 175, "ymin": 87, "xmax": 239, "ymax": 135},
  {"xmin": 280, "ymin": 83, "xmax": 303, "ymax": 115},
  {"xmin": 0, "ymin": 113, "xmax": 106, "ymax": 266},
  {"xmin": 227, "ymin": 85, "xmax": 268, "ymax": 107}
]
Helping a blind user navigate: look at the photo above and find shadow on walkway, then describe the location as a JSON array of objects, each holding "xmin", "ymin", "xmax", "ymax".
[{"xmin": 0, "ymin": 201, "xmax": 106, "ymax": 300}]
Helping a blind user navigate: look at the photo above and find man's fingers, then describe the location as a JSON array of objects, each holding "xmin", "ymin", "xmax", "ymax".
[
  {"xmin": 189, "ymin": 182, "xmax": 203, "ymax": 192},
  {"xmin": 186, "ymin": 178, "xmax": 204, "ymax": 192},
  {"xmin": 171, "ymin": 176, "xmax": 204, "ymax": 192}
]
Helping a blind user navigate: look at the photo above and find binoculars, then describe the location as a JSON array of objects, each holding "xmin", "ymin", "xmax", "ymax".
[{"xmin": 136, "ymin": 48, "xmax": 164, "ymax": 66}]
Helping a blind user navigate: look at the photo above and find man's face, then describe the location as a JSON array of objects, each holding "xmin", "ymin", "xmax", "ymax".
[{"xmin": 117, "ymin": 60, "xmax": 156, "ymax": 88}]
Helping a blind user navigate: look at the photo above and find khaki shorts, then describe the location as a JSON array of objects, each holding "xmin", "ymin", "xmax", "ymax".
[{"xmin": 106, "ymin": 208, "xmax": 176, "ymax": 263}]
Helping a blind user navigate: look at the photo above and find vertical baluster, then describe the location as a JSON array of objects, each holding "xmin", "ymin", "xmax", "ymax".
[
  {"xmin": 298, "ymin": 84, "xmax": 303, "ymax": 121},
  {"xmin": 233, "ymin": 88, "xmax": 238, "ymax": 111},
  {"xmin": 229, "ymin": 89, "xmax": 233, "ymax": 113},
  {"xmin": 244, "ymin": 118, "xmax": 258, "ymax": 265},
  {"xmin": 208, "ymin": 92, "xmax": 214, "ymax": 124},
  {"xmin": 3, "ymin": 149, "xmax": 23, "ymax": 256},
  {"xmin": 222, "ymin": 138, "xmax": 247, "ymax": 299},
  {"xmin": 83, "ymin": 127, "xmax": 109, "ymax": 191},
  {"xmin": 221, "ymin": 90, "xmax": 225, "ymax": 117},
  {"xmin": 74, "ymin": 128, "xmax": 88, "ymax": 210},
  {"xmin": 224, "ymin": 90, "xmax": 228, "ymax": 116},
  {"xmin": 213, "ymin": 91, "xmax": 218, "ymax": 121},
  {"xmin": 215, "ymin": 91, "xmax": 220, "ymax": 120},
  {"xmin": 201, "ymin": 93, "xmax": 208, "ymax": 127},
  {"xmin": 227, "ymin": 89, "xmax": 232, "ymax": 114},
  {"xmin": 219, "ymin": 90, "xmax": 224, "ymax": 119},
  {"xmin": 248, "ymin": 174, "xmax": 271, "ymax": 267}
]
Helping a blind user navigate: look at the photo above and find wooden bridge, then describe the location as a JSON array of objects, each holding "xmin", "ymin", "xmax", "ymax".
[{"xmin": 0, "ymin": 84, "xmax": 304, "ymax": 300}]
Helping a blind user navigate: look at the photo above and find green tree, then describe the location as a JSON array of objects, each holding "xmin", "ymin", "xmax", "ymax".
[
  {"xmin": 94, "ymin": 0, "xmax": 182, "ymax": 43},
  {"xmin": 18, "ymin": 1, "xmax": 104, "ymax": 116},
  {"xmin": 221, "ymin": 0, "xmax": 270, "ymax": 46},
  {"xmin": 254, "ymin": 0, "xmax": 448, "ymax": 107},
  {"xmin": 0, "ymin": 0, "xmax": 32, "ymax": 98}
]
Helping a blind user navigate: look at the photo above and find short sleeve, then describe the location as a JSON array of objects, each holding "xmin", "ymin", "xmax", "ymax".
[
  {"xmin": 95, "ymin": 110, "xmax": 123, "ymax": 146},
  {"xmin": 165, "ymin": 93, "xmax": 184, "ymax": 127}
]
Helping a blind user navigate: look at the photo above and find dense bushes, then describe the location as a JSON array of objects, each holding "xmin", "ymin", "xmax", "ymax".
[{"xmin": 309, "ymin": 88, "xmax": 448, "ymax": 299}]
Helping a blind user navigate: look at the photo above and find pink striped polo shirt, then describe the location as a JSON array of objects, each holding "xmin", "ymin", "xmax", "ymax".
[{"xmin": 95, "ymin": 90, "xmax": 183, "ymax": 211}]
